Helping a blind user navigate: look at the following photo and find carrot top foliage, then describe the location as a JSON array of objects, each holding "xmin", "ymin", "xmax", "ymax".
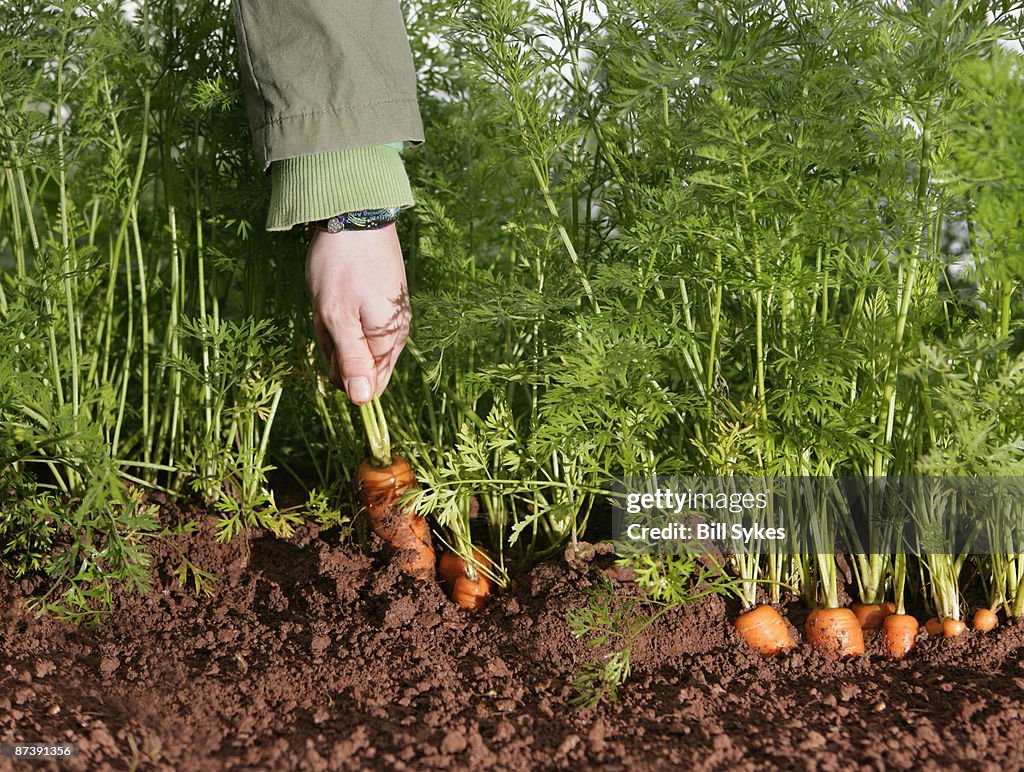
[{"xmin": 2, "ymin": 0, "xmax": 1024, "ymax": 630}]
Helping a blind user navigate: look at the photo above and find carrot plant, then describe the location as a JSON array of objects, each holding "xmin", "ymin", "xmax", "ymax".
[
  {"xmin": 569, "ymin": 555, "xmax": 740, "ymax": 708},
  {"xmin": 0, "ymin": 0, "xmax": 316, "ymax": 616},
  {"xmin": 976, "ymin": 483, "xmax": 1024, "ymax": 626},
  {"xmin": 882, "ymin": 551, "xmax": 918, "ymax": 658}
]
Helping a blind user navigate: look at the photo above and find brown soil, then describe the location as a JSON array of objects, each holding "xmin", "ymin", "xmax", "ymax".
[{"xmin": 2, "ymin": 504, "xmax": 1024, "ymax": 771}]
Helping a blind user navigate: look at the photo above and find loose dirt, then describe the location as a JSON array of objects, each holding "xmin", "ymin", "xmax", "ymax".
[{"xmin": 2, "ymin": 504, "xmax": 1023, "ymax": 770}]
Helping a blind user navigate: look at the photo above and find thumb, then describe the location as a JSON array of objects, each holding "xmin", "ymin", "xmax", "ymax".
[{"xmin": 331, "ymin": 319, "xmax": 377, "ymax": 405}]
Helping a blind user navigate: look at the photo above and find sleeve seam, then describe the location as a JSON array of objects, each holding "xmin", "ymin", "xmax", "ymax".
[{"xmin": 253, "ymin": 99, "xmax": 421, "ymax": 130}]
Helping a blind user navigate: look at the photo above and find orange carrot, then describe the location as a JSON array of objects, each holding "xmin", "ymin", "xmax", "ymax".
[
  {"xmin": 942, "ymin": 618, "xmax": 967, "ymax": 638},
  {"xmin": 438, "ymin": 547, "xmax": 492, "ymax": 611},
  {"xmin": 883, "ymin": 601, "xmax": 897, "ymax": 615},
  {"xmin": 735, "ymin": 605, "xmax": 795, "ymax": 656},
  {"xmin": 804, "ymin": 608, "xmax": 865, "ymax": 658},
  {"xmin": 851, "ymin": 603, "xmax": 890, "ymax": 631},
  {"xmin": 972, "ymin": 608, "xmax": 998, "ymax": 632},
  {"xmin": 924, "ymin": 617, "xmax": 943, "ymax": 635},
  {"xmin": 357, "ymin": 455, "xmax": 435, "ymax": 576},
  {"xmin": 881, "ymin": 613, "xmax": 918, "ymax": 659},
  {"xmin": 438, "ymin": 551, "xmax": 465, "ymax": 586},
  {"xmin": 451, "ymin": 571, "xmax": 491, "ymax": 610}
]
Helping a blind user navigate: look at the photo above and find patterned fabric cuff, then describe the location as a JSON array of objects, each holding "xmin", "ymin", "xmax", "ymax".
[{"xmin": 308, "ymin": 207, "xmax": 402, "ymax": 234}]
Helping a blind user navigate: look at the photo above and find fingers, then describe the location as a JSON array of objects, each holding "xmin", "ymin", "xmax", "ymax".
[
  {"xmin": 368, "ymin": 324, "xmax": 409, "ymax": 396},
  {"xmin": 321, "ymin": 315, "xmax": 406, "ymax": 402},
  {"xmin": 325, "ymin": 313, "xmax": 377, "ymax": 404}
]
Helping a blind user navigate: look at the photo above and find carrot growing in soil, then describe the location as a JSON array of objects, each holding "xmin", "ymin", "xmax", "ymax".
[
  {"xmin": 853, "ymin": 601, "xmax": 895, "ymax": 630},
  {"xmin": 910, "ymin": 482, "xmax": 976, "ymax": 638},
  {"xmin": 800, "ymin": 478, "xmax": 865, "ymax": 658},
  {"xmin": 356, "ymin": 397, "xmax": 435, "ymax": 576},
  {"xmin": 433, "ymin": 486, "xmax": 497, "ymax": 610},
  {"xmin": 805, "ymin": 606, "xmax": 864, "ymax": 658},
  {"xmin": 735, "ymin": 604, "xmax": 794, "ymax": 656},
  {"xmin": 881, "ymin": 552, "xmax": 919, "ymax": 659},
  {"xmin": 730, "ymin": 481, "xmax": 794, "ymax": 656},
  {"xmin": 439, "ymin": 546, "xmax": 493, "ymax": 611},
  {"xmin": 973, "ymin": 608, "xmax": 998, "ymax": 632}
]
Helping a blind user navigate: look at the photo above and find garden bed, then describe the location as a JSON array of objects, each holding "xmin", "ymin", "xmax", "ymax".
[{"xmin": 2, "ymin": 503, "xmax": 1023, "ymax": 771}]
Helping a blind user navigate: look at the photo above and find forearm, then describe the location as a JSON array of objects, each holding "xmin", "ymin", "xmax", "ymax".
[{"xmin": 232, "ymin": 0, "xmax": 421, "ymax": 402}]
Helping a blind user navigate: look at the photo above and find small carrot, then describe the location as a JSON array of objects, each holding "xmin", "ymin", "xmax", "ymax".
[
  {"xmin": 972, "ymin": 608, "xmax": 998, "ymax": 632},
  {"xmin": 439, "ymin": 547, "xmax": 492, "ymax": 611},
  {"xmin": 881, "ymin": 613, "xmax": 919, "ymax": 659},
  {"xmin": 851, "ymin": 603, "xmax": 890, "ymax": 631},
  {"xmin": 882, "ymin": 554, "xmax": 916, "ymax": 659},
  {"xmin": 357, "ymin": 455, "xmax": 435, "ymax": 576},
  {"xmin": 942, "ymin": 618, "xmax": 967, "ymax": 638},
  {"xmin": 438, "ymin": 550, "xmax": 465, "ymax": 586},
  {"xmin": 735, "ymin": 605, "xmax": 794, "ymax": 656},
  {"xmin": 804, "ymin": 608, "xmax": 865, "ymax": 659},
  {"xmin": 924, "ymin": 617, "xmax": 943, "ymax": 635}
]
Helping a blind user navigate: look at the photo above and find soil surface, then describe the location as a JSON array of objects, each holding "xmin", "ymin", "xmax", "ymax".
[{"xmin": 2, "ymin": 502, "xmax": 1024, "ymax": 771}]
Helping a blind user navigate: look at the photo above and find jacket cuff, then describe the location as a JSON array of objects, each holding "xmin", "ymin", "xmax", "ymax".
[{"xmin": 266, "ymin": 144, "xmax": 414, "ymax": 232}]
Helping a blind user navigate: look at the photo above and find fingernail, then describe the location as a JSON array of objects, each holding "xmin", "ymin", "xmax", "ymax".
[{"xmin": 347, "ymin": 376, "xmax": 372, "ymax": 404}]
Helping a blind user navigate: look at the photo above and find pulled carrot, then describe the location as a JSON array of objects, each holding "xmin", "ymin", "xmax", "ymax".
[
  {"xmin": 357, "ymin": 455, "xmax": 435, "ymax": 577},
  {"xmin": 804, "ymin": 608, "xmax": 865, "ymax": 658},
  {"xmin": 852, "ymin": 603, "xmax": 890, "ymax": 631},
  {"xmin": 881, "ymin": 613, "xmax": 918, "ymax": 659},
  {"xmin": 942, "ymin": 618, "xmax": 967, "ymax": 638},
  {"xmin": 972, "ymin": 608, "xmax": 998, "ymax": 632},
  {"xmin": 734, "ymin": 605, "xmax": 795, "ymax": 656},
  {"xmin": 438, "ymin": 547, "xmax": 492, "ymax": 611}
]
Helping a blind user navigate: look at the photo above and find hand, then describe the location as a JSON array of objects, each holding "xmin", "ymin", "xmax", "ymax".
[{"xmin": 305, "ymin": 224, "xmax": 411, "ymax": 404}]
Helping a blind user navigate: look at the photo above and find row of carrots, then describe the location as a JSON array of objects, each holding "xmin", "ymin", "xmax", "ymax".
[
  {"xmin": 353, "ymin": 403, "xmax": 1015, "ymax": 640},
  {"xmin": 736, "ymin": 601, "xmax": 999, "ymax": 660},
  {"xmin": 356, "ymin": 451, "xmax": 1007, "ymax": 648},
  {"xmin": 354, "ymin": 450, "xmax": 1010, "ymax": 638}
]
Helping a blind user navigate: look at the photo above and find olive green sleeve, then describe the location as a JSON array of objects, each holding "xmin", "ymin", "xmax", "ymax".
[
  {"xmin": 232, "ymin": 0, "xmax": 425, "ymax": 171},
  {"xmin": 266, "ymin": 142, "xmax": 414, "ymax": 232}
]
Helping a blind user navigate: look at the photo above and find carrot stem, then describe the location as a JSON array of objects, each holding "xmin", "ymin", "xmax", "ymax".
[
  {"xmin": 893, "ymin": 551, "xmax": 908, "ymax": 615},
  {"xmin": 1011, "ymin": 562, "xmax": 1024, "ymax": 618},
  {"xmin": 359, "ymin": 397, "xmax": 392, "ymax": 467}
]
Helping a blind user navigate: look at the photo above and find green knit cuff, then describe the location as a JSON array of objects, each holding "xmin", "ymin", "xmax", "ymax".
[{"xmin": 266, "ymin": 143, "xmax": 414, "ymax": 232}]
